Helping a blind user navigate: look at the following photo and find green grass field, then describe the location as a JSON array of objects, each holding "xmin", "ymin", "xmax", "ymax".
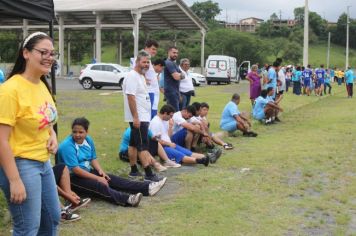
[{"xmin": 1, "ymin": 82, "xmax": 356, "ymax": 235}]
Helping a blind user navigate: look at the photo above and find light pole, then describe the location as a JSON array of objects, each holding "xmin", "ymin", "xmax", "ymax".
[
  {"xmin": 327, "ymin": 32, "xmax": 331, "ymax": 69},
  {"xmin": 303, "ymin": 0, "xmax": 309, "ymax": 67},
  {"xmin": 346, "ymin": 6, "xmax": 351, "ymax": 70}
]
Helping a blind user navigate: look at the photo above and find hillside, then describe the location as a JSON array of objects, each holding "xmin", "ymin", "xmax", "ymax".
[{"xmin": 88, "ymin": 42, "xmax": 356, "ymax": 69}]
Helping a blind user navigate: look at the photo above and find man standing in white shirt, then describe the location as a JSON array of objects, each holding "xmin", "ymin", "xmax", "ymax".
[
  {"xmin": 143, "ymin": 40, "xmax": 160, "ymax": 118},
  {"xmin": 179, "ymin": 58, "xmax": 194, "ymax": 110},
  {"xmin": 123, "ymin": 50, "xmax": 164, "ymax": 182}
]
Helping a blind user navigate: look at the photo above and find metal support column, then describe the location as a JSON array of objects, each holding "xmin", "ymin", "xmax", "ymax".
[
  {"xmin": 58, "ymin": 15, "xmax": 65, "ymax": 76},
  {"xmin": 200, "ymin": 29, "xmax": 206, "ymax": 74},
  {"xmin": 132, "ymin": 11, "xmax": 141, "ymax": 58},
  {"xmin": 95, "ymin": 14, "xmax": 102, "ymax": 62},
  {"xmin": 22, "ymin": 19, "xmax": 29, "ymax": 39}
]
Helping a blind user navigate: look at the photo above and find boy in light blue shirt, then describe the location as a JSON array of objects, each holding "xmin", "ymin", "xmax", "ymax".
[
  {"xmin": 345, "ymin": 67, "xmax": 355, "ymax": 98},
  {"xmin": 253, "ymin": 89, "xmax": 283, "ymax": 124},
  {"xmin": 220, "ymin": 93, "xmax": 257, "ymax": 137}
]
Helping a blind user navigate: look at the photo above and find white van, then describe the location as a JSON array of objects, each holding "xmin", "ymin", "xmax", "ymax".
[
  {"xmin": 205, "ymin": 55, "xmax": 237, "ymax": 84},
  {"xmin": 237, "ymin": 61, "xmax": 251, "ymax": 81}
]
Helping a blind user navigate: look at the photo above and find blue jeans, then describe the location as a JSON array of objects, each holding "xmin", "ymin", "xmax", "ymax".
[
  {"xmin": 179, "ymin": 92, "xmax": 192, "ymax": 110},
  {"xmin": 165, "ymin": 91, "xmax": 180, "ymax": 112},
  {"xmin": 0, "ymin": 159, "xmax": 60, "ymax": 236}
]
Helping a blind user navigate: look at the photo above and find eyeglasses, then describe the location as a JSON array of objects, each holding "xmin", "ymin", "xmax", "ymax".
[{"xmin": 33, "ymin": 48, "xmax": 59, "ymax": 59}]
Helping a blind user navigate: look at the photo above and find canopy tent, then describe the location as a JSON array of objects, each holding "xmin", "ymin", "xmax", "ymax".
[
  {"xmin": 0, "ymin": 0, "xmax": 208, "ymax": 75},
  {"xmin": 0, "ymin": 0, "xmax": 54, "ymax": 22},
  {"xmin": 0, "ymin": 0, "xmax": 57, "ymax": 94}
]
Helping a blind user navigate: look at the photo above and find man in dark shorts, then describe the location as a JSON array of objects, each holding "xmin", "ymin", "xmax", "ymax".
[{"xmin": 123, "ymin": 50, "xmax": 165, "ymax": 182}]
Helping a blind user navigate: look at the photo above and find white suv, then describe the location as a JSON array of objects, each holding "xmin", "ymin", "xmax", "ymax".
[{"xmin": 79, "ymin": 63, "xmax": 129, "ymax": 89}]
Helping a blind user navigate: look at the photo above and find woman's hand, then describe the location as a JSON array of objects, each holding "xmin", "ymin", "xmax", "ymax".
[
  {"xmin": 47, "ymin": 128, "xmax": 58, "ymax": 154},
  {"xmin": 9, "ymin": 178, "xmax": 26, "ymax": 204}
]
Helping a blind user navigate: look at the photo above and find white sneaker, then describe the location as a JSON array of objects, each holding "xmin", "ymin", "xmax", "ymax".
[
  {"xmin": 127, "ymin": 193, "xmax": 143, "ymax": 207},
  {"xmin": 149, "ymin": 177, "xmax": 167, "ymax": 196},
  {"xmin": 154, "ymin": 162, "xmax": 168, "ymax": 172},
  {"xmin": 163, "ymin": 160, "xmax": 181, "ymax": 168}
]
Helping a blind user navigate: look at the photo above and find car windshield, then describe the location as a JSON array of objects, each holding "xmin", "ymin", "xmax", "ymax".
[{"xmin": 114, "ymin": 64, "xmax": 129, "ymax": 72}]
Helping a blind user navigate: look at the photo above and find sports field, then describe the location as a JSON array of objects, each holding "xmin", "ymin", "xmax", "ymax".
[{"xmin": 1, "ymin": 82, "xmax": 356, "ymax": 235}]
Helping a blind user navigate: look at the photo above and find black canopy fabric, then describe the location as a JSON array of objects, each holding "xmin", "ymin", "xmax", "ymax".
[{"xmin": 0, "ymin": 0, "xmax": 54, "ymax": 22}]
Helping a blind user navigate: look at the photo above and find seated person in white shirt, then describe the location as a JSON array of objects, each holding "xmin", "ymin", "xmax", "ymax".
[
  {"xmin": 149, "ymin": 105, "xmax": 219, "ymax": 165},
  {"xmin": 193, "ymin": 102, "xmax": 233, "ymax": 150},
  {"xmin": 171, "ymin": 105, "xmax": 209, "ymax": 150}
]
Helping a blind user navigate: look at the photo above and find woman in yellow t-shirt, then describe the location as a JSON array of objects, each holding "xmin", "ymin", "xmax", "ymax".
[{"xmin": 0, "ymin": 32, "xmax": 60, "ymax": 235}]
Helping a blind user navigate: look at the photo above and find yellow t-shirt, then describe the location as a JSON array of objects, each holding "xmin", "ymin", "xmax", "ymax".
[{"xmin": 0, "ymin": 74, "xmax": 57, "ymax": 162}]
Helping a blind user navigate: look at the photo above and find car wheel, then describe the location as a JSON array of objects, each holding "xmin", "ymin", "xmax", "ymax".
[
  {"xmin": 192, "ymin": 79, "xmax": 197, "ymax": 87},
  {"xmin": 94, "ymin": 85, "xmax": 102, "ymax": 89},
  {"xmin": 82, "ymin": 78, "xmax": 93, "ymax": 89},
  {"xmin": 217, "ymin": 82, "xmax": 220, "ymax": 85},
  {"xmin": 119, "ymin": 78, "xmax": 124, "ymax": 88},
  {"xmin": 207, "ymin": 81, "xmax": 211, "ymax": 85}
]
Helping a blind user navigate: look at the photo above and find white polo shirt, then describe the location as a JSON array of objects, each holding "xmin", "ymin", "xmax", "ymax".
[{"xmin": 123, "ymin": 70, "xmax": 151, "ymax": 122}]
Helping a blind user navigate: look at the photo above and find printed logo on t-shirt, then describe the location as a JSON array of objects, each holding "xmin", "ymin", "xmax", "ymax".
[{"xmin": 38, "ymin": 101, "xmax": 58, "ymax": 130}]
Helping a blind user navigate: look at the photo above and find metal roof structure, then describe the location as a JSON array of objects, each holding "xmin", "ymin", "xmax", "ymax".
[{"xmin": 0, "ymin": 0, "xmax": 208, "ymax": 75}]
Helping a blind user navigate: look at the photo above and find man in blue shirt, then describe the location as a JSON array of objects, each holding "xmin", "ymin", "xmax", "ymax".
[
  {"xmin": 345, "ymin": 67, "xmax": 355, "ymax": 98},
  {"xmin": 220, "ymin": 93, "xmax": 257, "ymax": 137},
  {"xmin": 303, "ymin": 65, "xmax": 313, "ymax": 96},
  {"xmin": 164, "ymin": 46, "xmax": 184, "ymax": 112},
  {"xmin": 324, "ymin": 69, "xmax": 332, "ymax": 95},
  {"xmin": 315, "ymin": 64, "xmax": 326, "ymax": 96},
  {"xmin": 267, "ymin": 61, "xmax": 279, "ymax": 99}
]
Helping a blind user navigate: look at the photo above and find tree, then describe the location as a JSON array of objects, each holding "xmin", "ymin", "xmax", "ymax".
[
  {"xmin": 294, "ymin": 7, "xmax": 304, "ymax": 24},
  {"xmin": 293, "ymin": 7, "xmax": 328, "ymax": 38},
  {"xmin": 331, "ymin": 13, "xmax": 356, "ymax": 49},
  {"xmin": 270, "ymin": 38, "xmax": 288, "ymax": 58},
  {"xmin": 205, "ymin": 29, "xmax": 268, "ymax": 64},
  {"xmin": 270, "ymin": 13, "xmax": 279, "ymax": 21},
  {"xmin": 282, "ymin": 42, "xmax": 302, "ymax": 64},
  {"xmin": 190, "ymin": 0, "xmax": 221, "ymax": 23},
  {"xmin": 0, "ymin": 31, "xmax": 20, "ymax": 62},
  {"xmin": 257, "ymin": 20, "xmax": 274, "ymax": 37}
]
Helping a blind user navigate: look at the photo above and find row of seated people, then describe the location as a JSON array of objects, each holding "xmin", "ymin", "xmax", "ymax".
[{"xmin": 54, "ymin": 101, "xmax": 235, "ymax": 219}]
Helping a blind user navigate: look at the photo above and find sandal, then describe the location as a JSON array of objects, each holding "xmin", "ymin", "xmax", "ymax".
[
  {"xmin": 66, "ymin": 198, "xmax": 91, "ymax": 212},
  {"xmin": 61, "ymin": 209, "xmax": 81, "ymax": 222},
  {"xmin": 223, "ymin": 143, "xmax": 233, "ymax": 150}
]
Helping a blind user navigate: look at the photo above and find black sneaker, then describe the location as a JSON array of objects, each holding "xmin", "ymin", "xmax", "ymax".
[
  {"xmin": 203, "ymin": 156, "xmax": 210, "ymax": 166},
  {"xmin": 274, "ymin": 117, "xmax": 281, "ymax": 122},
  {"xmin": 243, "ymin": 131, "xmax": 258, "ymax": 137},
  {"xmin": 213, "ymin": 148, "xmax": 222, "ymax": 158},
  {"xmin": 128, "ymin": 171, "xmax": 143, "ymax": 180},
  {"xmin": 144, "ymin": 173, "xmax": 165, "ymax": 182},
  {"xmin": 206, "ymin": 152, "xmax": 219, "ymax": 164}
]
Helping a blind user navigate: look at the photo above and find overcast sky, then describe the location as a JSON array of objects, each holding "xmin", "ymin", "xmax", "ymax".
[{"xmin": 184, "ymin": 0, "xmax": 356, "ymax": 23}]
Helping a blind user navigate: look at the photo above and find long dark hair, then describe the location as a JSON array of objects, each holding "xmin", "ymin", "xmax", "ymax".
[{"xmin": 7, "ymin": 33, "xmax": 53, "ymax": 93}]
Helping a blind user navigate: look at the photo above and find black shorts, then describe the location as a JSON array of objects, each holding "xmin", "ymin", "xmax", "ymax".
[
  {"xmin": 52, "ymin": 163, "xmax": 66, "ymax": 185},
  {"xmin": 129, "ymin": 122, "xmax": 149, "ymax": 152},
  {"xmin": 148, "ymin": 139, "xmax": 158, "ymax": 156}
]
